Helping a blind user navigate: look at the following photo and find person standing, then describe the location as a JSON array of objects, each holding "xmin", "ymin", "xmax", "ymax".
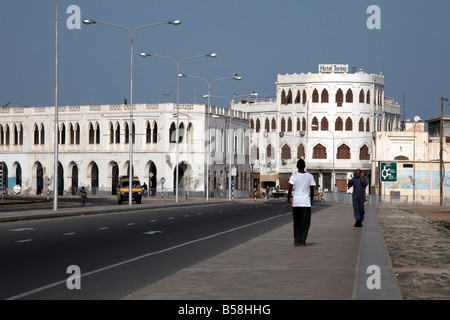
[
  {"xmin": 286, "ymin": 159, "xmax": 316, "ymax": 246},
  {"xmin": 348, "ymin": 169, "xmax": 368, "ymax": 227}
]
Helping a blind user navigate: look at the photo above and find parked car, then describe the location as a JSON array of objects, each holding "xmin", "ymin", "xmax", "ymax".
[
  {"xmin": 268, "ymin": 187, "xmax": 288, "ymax": 199},
  {"xmin": 117, "ymin": 176, "xmax": 142, "ymax": 204}
]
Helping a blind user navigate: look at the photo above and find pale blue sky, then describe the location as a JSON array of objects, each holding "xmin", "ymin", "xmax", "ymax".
[{"xmin": 1, "ymin": 0, "xmax": 449, "ymax": 120}]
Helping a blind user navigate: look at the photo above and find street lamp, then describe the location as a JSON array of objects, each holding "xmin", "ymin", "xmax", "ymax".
[
  {"xmin": 172, "ymin": 112, "xmax": 190, "ymax": 200},
  {"xmin": 140, "ymin": 52, "xmax": 216, "ymax": 202},
  {"xmin": 178, "ymin": 73, "xmax": 242, "ymax": 201},
  {"xmin": 312, "ymin": 124, "xmax": 335, "ymax": 191},
  {"xmin": 83, "ymin": 18, "xmax": 180, "ymax": 206},
  {"xmin": 412, "ymin": 116, "xmax": 422, "ymax": 205}
]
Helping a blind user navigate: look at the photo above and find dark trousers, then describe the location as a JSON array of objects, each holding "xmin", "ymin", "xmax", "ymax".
[
  {"xmin": 292, "ymin": 206, "xmax": 311, "ymax": 244},
  {"xmin": 352, "ymin": 196, "xmax": 365, "ymax": 222}
]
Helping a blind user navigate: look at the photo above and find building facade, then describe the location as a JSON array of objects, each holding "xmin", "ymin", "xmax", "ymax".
[
  {"xmin": 232, "ymin": 65, "xmax": 402, "ymax": 195},
  {"xmin": 0, "ymin": 103, "xmax": 251, "ymax": 198}
]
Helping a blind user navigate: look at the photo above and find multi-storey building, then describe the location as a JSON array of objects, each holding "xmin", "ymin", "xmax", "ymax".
[
  {"xmin": 0, "ymin": 103, "xmax": 251, "ymax": 198},
  {"xmin": 232, "ymin": 64, "xmax": 402, "ymax": 195}
]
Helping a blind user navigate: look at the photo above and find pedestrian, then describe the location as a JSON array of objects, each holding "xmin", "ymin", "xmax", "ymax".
[
  {"xmin": 317, "ymin": 184, "xmax": 322, "ymax": 201},
  {"xmin": 348, "ymin": 169, "xmax": 368, "ymax": 227},
  {"xmin": 286, "ymin": 159, "xmax": 316, "ymax": 246},
  {"xmin": 218, "ymin": 183, "xmax": 223, "ymax": 198}
]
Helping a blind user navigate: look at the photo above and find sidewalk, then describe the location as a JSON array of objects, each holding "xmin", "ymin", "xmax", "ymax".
[{"xmin": 124, "ymin": 204, "xmax": 402, "ymax": 300}]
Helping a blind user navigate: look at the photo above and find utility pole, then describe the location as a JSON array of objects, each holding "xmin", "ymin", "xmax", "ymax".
[{"xmin": 440, "ymin": 97, "xmax": 449, "ymax": 206}]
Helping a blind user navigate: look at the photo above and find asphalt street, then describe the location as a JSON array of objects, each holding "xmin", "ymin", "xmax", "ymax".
[{"xmin": 0, "ymin": 201, "xmax": 323, "ymax": 300}]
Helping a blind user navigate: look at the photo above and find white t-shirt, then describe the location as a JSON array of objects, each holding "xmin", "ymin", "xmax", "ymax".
[{"xmin": 288, "ymin": 172, "xmax": 316, "ymax": 207}]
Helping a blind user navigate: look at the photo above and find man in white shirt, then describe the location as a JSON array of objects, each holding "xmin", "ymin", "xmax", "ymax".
[{"xmin": 286, "ymin": 159, "xmax": 316, "ymax": 246}]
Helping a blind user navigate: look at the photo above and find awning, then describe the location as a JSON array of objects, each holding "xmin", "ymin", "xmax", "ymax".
[{"xmin": 260, "ymin": 174, "xmax": 277, "ymax": 182}]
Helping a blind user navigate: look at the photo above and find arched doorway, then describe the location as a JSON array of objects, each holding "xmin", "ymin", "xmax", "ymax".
[
  {"xmin": 110, "ymin": 161, "xmax": 119, "ymax": 195},
  {"xmin": 70, "ymin": 163, "xmax": 78, "ymax": 195},
  {"xmin": 90, "ymin": 162, "xmax": 99, "ymax": 195},
  {"xmin": 12, "ymin": 162, "xmax": 22, "ymax": 187},
  {"xmin": 147, "ymin": 161, "xmax": 157, "ymax": 196},
  {"xmin": 58, "ymin": 162, "xmax": 64, "ymax": 196},
  {"xmin": 1, "ymin": 162, "xmax": 8, "ymax": 194},
  {"xmin": 173, "ymin": 162, "xmax": 188, "ymax": 196},
  {"xmin": 36, "ymin": 162, "xmax": 43, "ymax": 195}
]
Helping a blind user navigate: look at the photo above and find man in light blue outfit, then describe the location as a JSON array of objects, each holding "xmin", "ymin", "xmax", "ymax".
[{"xmin": 347, "ymin": 169, "xmax": 368, "ymax": 227}]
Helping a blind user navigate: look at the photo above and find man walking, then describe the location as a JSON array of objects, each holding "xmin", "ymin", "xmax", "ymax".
[
  {"xmin": 286, "ymin": 159, "xmax": 316, "ymax": 246},
  {"xmin": 348, "ymin": 169, "xmax": 368, "ymax": 227}
]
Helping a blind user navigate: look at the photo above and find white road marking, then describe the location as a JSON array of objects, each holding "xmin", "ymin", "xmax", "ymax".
[
  {"xmin": 127, "ymin": 223, "xmax": 135, "ymax": 226},
  {"xmin": 16, "ymin": 239, "xmax": 33, "ymax": 243},
  {"xmin": 149, "ymin": 220, "xmax": 157, "ymax": 223},
  {"xmin": 142, "ymin": 231, "xmax": 163, "ymax": 235},
  {"xmin": 184, "ymin": 215, "xmax": 189, "ymax": 217},
  {"xmin": 8, "ymin": 228, "xmax": 35, "ymax": 232},
  {"xmin": 63, "ymin": 232, "xmax": 76, "ymax": 236},
  {"xmin": 168, "ymin": 217, "xmax": 174, "ymax": 220},
  {"xmin": 99, "ymin": 227, "xmax": 109, "ymax": 230},
  {"xmin": 6, "ymin": 212, "xmax": 289, "ymax": 300}
]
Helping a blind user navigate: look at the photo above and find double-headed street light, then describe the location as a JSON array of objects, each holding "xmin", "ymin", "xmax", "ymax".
[
  {"xmin": 83, "ymin": 18, "xmax": 181, "ymax": 206},
  {"xmin": 179, "ymin": 73, "xmax": 242, "ymax": 201},
  {"xmin": 140, "ymin": 52, "xmax": 217, "ymax": 202}
]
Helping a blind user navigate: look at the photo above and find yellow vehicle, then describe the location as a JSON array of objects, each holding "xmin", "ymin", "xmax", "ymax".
[{"xmin": 117, "ymin": 176, "xmax": 142, "ymax": 204}]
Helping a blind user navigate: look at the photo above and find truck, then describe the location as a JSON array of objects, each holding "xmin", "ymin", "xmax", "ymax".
[{"xmin": 117, "ymin": 176, "xmax": 142, "ymax": 204}]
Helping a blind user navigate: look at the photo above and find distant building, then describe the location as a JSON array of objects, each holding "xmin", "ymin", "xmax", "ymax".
[
  {"xmin": 0, "ymin": 103, "xmax": 251, "ymax": 198},
  {"xmin": 232, "ymin": 64, "xmax": 402, "ymax": 195}
]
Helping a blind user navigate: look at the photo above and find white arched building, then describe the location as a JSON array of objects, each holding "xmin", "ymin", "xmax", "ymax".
[{"xmin": 232, "ymin": 64, "xmax": 402, "ymax": 194}]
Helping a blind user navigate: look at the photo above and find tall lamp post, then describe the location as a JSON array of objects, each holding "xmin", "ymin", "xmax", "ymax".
[
  {"xmin": 179, "ymin": 73, "xmax": 242, "ymax": 201},
  {"xmin": 440, "ymin": 97, "xmax": 450, "ymax": 206},
  {"xmin": 172, "ymin": 112, "xmax": 190, "ymax": 199},
  {"xmin": 83, "ymin": 18, "xmax": 181, "ymax": 206},
  {"xmin": 140, "ymin": 52, "xmax": 217, "ymax": 202},
  {"xmin": 412, "ymin": 116, "xmax": 422, "ymax": 205}
]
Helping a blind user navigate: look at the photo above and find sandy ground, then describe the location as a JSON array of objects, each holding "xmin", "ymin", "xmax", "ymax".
[{"xmin": 376, "ymin": 205, "xmax": 450, "ymax": 300}]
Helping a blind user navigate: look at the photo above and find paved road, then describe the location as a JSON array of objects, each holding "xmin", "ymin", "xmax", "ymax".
[{"xmin": 1, "ymin": 201, "xmax": 322, "ymax": 300}]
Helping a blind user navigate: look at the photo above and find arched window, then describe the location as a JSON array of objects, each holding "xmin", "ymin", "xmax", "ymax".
[
  {"xmin": 297, "ymin": 144, "xmax": 305, "ymax": 159},
  {"xmin": 296, "ymin": 118, "xmax": 301, "ymax": 131},
  {"xmin": 265, "ymin": 118, "xmax": 270, "ymax": 132},
  {"xmin": 366, "ymin": 118, "xmax": 370, "ymax": 132},
  {"xmin": 335, "ymin": 117, "xmax": 343, "ymax": 131},
  {"xmin": 345, "ymin": 117, "xmax": 353, "ymax": 131},
  {"xmin": 39, "ymin": 124, "xmax": 45, "ymax": 145},
  {"xmin": 13, "ymin": 125, "xmax": 18, "ymax": 145},
  {"xmin": 346, "ymin": 89, "xmax": 353, "ymax": 103},
  {"xmin": 153, "ymin": 122, "xmax": 158, "ymax": 143},
  {"xmin": 287, "ymin": 117, "xmax": 292, "ymax": 132},
  {"xmin": 88, "ymin": 122, "xmax": 95, "ymax": 144},
  {"xmin": 4, "ymin": 125, "xmax": 9, "ymax": 146},
  {"xmin": 295, "ymin": 90, "xmax": 301, "ymax": 104},
  {"xmin": 302, "ymin": 89, "xmax": 307, "ymax": 104},
  {"xmin": 0, "ymin": 124, "xmax": 3, "ymax": 145},
  {"xmin": 271, "ymin": 118, "xmax": 276, "ymax": 130},
  {"xmin": 95, "ymin": 122, "xmax": 100, "ymax": 144},
  {"xmin": 281, "ymin": 144, "xmax": 291, "ymax": 160},
  {"xmin": 359, "ymin": 118, "xmax": 365, "ymax": 132},
  {"xmin": 321, "ymin": 117, "xmax": 328, "ymax": 131},
  {"xmin": 321, "ymin": 89, "xmax": 329, "ymax": 103},
  {"xmin": 337, "ymin": 144, "xmax": 351, "ymax": 159},
  {"xmin": 312, "ymin": 89, "xmax": 319, "ymax": 103},
  {"xmin": 18, "ymin": 124, "xmax": 23, "ymax": 145},
  {"xmin": 366, "ymin": 90, "xmax": 371, "ymax": 104},
  {"xmin": 312, "ymin": 117, "xmax": 319, "ymax": 131},
  {"xmin": 75, "ymin": 123, "xmax": 80, "ymax": 145},
  {"xmin": 281, "ymin": 90, "xmax": 287, "ymax": 105},
  {"xmin": 146, "ymin": 121, "xmax": 152, "ymax": 143},
  {"xmin": 266, "ymin": 144, "xmax": 273, "ymax": 158},
  {"xmin": 286, "ymin": 89, "xmax": 293, "ymax": 104},
  {"xmin": 69, "ymin": 123, "xmax": 75, "ymax": 144},
  {"xmin": 255, "ymin": 118, "xmax": 261, "ymax": 133},
  {"xmin": 178, "ymin": 123, "xmax": 185, "ymax": 143},
  {"xmin": 336, "ymin": 89, "xmax": 343, "ymax": 106},
  {"xmin": 359, "ymin": 89, "xmax": 365, "ymax": 103},
  {"xmin": 169, "ymin": 122, "xmax": 176, "ymax": 143},
  {"xmin": 109, "ymin": 122, "xmax": 114, "ymax": 143},
  {"xmin": 359, "ymin": 145, "xmax": 370, "ymax": 160},
  {"xmin": 302, "ymin": 117, "xmax": 306, "ymax": 131},
  {"xmin": 34, "ymin": 124, "xmax": 39, "ymax": 145},
  {"xmin": 132, "ymin": 122, "xmax": 136, "ymax": 144},
  {"xmin": 313, "ymin": 144, "xmax": 327, "ymax": 159},
  {"xmin": 60, "ymin": 123, "xmax": 66, "ymax": 145},
  {"xmin": 281, "ymin": 117, "xmax": 286, "ymax": 132},
  {"xmin": 250, "ymin": 119, "xmax": 254, "ymax": 129},
  {"xmin": 124, "ymin": 122, "xmax": 130, "ymax": 144}
]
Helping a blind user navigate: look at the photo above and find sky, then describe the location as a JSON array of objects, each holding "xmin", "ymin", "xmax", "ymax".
[{"xmin": 0, "ymin": 0, "xmax": 449, "ymax": 121}]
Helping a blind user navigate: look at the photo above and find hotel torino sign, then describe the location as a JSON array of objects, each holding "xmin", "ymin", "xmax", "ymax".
[{"xmin": 319, "ymin": 64, "xmax": 349, "ymax": 73}]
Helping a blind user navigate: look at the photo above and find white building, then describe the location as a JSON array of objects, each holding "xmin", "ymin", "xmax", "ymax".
[
  {"xmin": 0, "ymin": 103, "xmax": 251, "ymax": 198},
  {"xmin": 232, "ymin": 64, "xmax": 402, "ymax": 194}
]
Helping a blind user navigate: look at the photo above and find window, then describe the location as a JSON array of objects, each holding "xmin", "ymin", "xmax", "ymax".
[
  {"xmin": 313, "ymin": 144, "xmax": 327, "ymax": 159},
  {"xmin": 39, "ymin": 124, "xmax": 45, "ymax": 145},
  {"xmin": 287, "ymin": 118, "xmax": 292, "ymax": 132},
  {"xmin": 366, "ymin": 90, "xmax": 371, "ymax": 104},
  {"xmin": 271, "ymin": 118, "xmax": 276, "ymax": 131},
  {"xmin": 255, "ymin": 118, "xmax": 260, "ymax": 133},
  {"xmin": 124, "ymin": 122, "xmax": 130, "ymax": 144},
  {"xmin": 359, "ymin": 118, "xmax": 365, "ymax": 132},
  {"xmin": 281, "ymin": 90, "xmax": 287, "ymax": 105},
  {"xmin": 281, "ymin": 117, "xmax": 286, "ymax": 132},
  {"xmin": 359, "ymin": 89, "xmax": 365, "ymax": 103},
  {"xmin": 312, "ymin": 117, "xmax": 318, "ymax": 131},
  {"xmin": 61, "ymin": 124, "xmax": 66, "ymax": 145},
  {"xmin": 346, "ymin": 89, "xmax": 353, "ymax": 103},
  {"xmin": 286, "ymin": 90, "xmax": 293, "ymax": 104},
  {"xmin": 266, "ymin": 144, "xmax": 273, "ymax": 158},
  {"xmin": 297, "ymin": 144, "xmax": 305, "ymax": 159},
  {"xmin": 109, "ymin": 122, "xmax": 114, "ymax": 143},
  {"xmin": 321, "ymin": 117, "xmax": 328, "ymax": 131},
  {"xmin": 34, "ymin": 124, "xmax": 39, "ymax": 145},
  {"xmin": 169, "ymin": 122, "xmax": 176, "ymax": 143},
  {"xmin": 366, "ymin": 118, "xmax": 370, "ymax": 132},
  {"xmin": 89, "ymin": 123, "xmax": 95, "ymax": 144},
  {"xmin": 281, "ymin": 144, "xmax": 291, "ymax": 160},
  {"xmin": 75, "ymin": 123, "xmax": 80, "ymax": 144},
  {"xmin": 321, "ymin": 89, "xmax": 329, "ymax": 103},
  {"xmin": 265, "ymin": 118, "xmax": 270, "ymax": 132},
  {"xmin": 69, "ymin": 123, "xmax": 75, "ymax": 144},
  {"xmin": 18, "ymin": 124, "xmax": 23, "ymax": 145},
  {"xmin": 296, "ymin": 118, "xmax": 301, "ymax": 131},
  {"xmin": 95, "ymin": 122, "xmax": 100, "ymax": 144},
  {"xmin": 312, "ymin": 89, "xmax": 319, "ymax": 103},
  {"xmin": 302, "ymin": 117, "xmax": 306, "ymax": 131},
  {"xmin": 152, "ymin": 122, "xmax": 158, "ymax": 143},
  {"xmin": 335, "ymin": 117, "xmax": 343, "ymax": 131},
  {"xmin": 295, "ymin": 90, "xmax": 301, "ymax": 104},
  {"xmin": 146, "ymin": 122, "xmax": 152, "ymax": 143},
  {"xmin": 336, "ymin": 89, "xmax": 343, "ymax": 106},
  {"xmin": 337, "ymin": 144, "xmax": 351, "ymax": 159},
  {"xmin": 345, "ymin": 117, "xmax": 353, "ymax": 131},
  {"xmin": 256, "ymin": 147, "xmax": 260, "ymax": 160},
  {"xmin": 13, "ymin": 125, "xmax": 18, "ymax": 145},
  {"xmin": 250, "ymin": 119, "xmax": 254, "ymax": 129},
  {"xmin": 0, "ymin": 125, "xmax": 3, "ymax": 145},
  {"xmin": 302, "ymin": 89, "xmax": 307, "ymax": 104}
]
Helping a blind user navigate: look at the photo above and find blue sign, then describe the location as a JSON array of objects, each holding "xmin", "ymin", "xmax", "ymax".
[{"xmin": 231, "ymin": 180, "xmax": 236, "ymax": 187}]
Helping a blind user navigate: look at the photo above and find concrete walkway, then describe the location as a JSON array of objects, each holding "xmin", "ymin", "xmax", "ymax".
[{"xmin": 124, "ymin": 204, "xmax": 402, "ymax": 300}]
